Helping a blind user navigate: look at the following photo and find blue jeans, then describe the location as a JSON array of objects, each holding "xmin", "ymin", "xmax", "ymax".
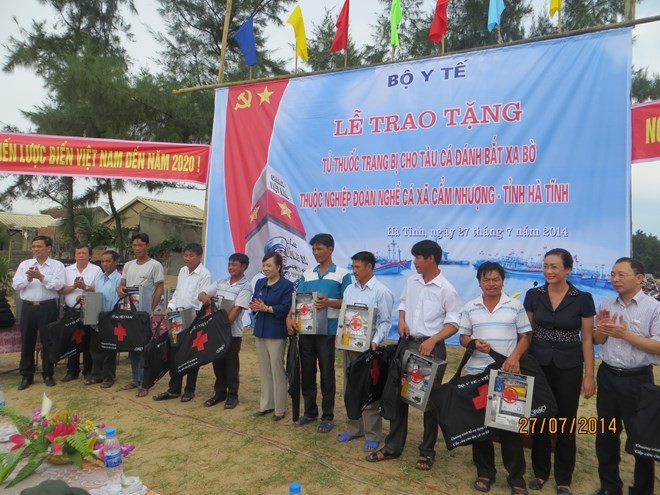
[{"xmin": 129, "ymin": 351, "xmax": 144, "ymax": 387}]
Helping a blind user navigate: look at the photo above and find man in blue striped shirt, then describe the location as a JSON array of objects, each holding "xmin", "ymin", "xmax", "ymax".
[{"xmin": 458, "ymin": 261, "xmax": 531, "ymax": 495}]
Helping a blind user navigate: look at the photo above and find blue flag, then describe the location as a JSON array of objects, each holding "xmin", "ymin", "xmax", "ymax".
[
  {"xmin": 235, "ymin": 17, "xmax": 257, "ymax": 66},
  {"xmin": 488, "ymin": 0, "xmax": 505, "ymax": 32}
]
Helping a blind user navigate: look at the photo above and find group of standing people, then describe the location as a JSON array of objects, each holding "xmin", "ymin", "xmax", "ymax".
[{"xmin": 11, "ymin": 233, "xmax": 659, "ymax": 495}]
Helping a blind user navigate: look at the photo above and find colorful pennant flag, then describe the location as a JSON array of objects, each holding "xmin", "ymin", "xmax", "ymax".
[
  {"xmin": 429, "ymin": 0, "xmax": 450, "ymax": 43},
  {"xmin": 487, "ymin": 0, "xmax": 505, "ymax": 32},
  {"xmin": 390, "ymin": 0, "xmax": 403, "ymax": 47},
  {"xmin": 550, "ymin": 0, "xmax": 562, "ymax": 18},
  {"xmin": 330, "ymin": 0, "xmax": 350, "ymax": 53},
  {"xmin": 235, "ymin": 17, "xmax": 257, "ymax": 66},
  {"xmin": 287, "ymin": 5, "xmax": 308, "ymax": 61}
]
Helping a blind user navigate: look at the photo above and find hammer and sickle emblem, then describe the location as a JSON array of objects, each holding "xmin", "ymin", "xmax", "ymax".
[{"xmin": 234, "ymin": 90, "xmax": 253, "ymax": 110}]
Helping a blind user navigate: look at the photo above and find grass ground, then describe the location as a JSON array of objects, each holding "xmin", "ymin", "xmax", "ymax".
[{"xmin": 0, "ymin": 335, "xmax": 655, "ymax": 495}]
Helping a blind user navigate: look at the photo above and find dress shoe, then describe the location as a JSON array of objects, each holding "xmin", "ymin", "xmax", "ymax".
[
  {"xmin": 44, "ymin": 376, "xmax": 56, "ymax": 387},
  {"xmin": 17, "ymin": 377, "xmax": 33, "ymax": 390},
  {"xmin": 592, "ymin": 489, "xmax": 620, "ymax": 495},
  {"xmin": 252, "ymin": 409, "xmax": 274, "ymax": 417},
  {"xmin": 60, "ymin": 373, "xmax": 78, "ymax": 383},
  {"xmin": 224, "ymin": 397, "xmax": 239, "ymax": 409}
]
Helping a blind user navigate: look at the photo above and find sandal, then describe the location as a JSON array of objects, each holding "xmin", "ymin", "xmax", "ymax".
[
  {"xmin": 365, "ymin": 449, "xmax": 399, "ymax": 462},
  {"xmin": 121, "ymin": 382, "xmax": 138, "ymax": 390},
  {"xmin": 84, "ymin": 377, "xmax": 101, "ymax": 386},
  {"xmin": 204, "ymin": 396, "xmax": 225, "ymax": 407},
  {"xmin": 336, "ymin": 433, "xmax": 363, "ymax": 443},
  {"xmin": 474, "ymin": 477, "xmax": 494, "ymax": 493},
  {"xmin": 556, "ymin": 487, "xmax": 572, "ymax": 495},
  {"xmin": 293, "ymin": 416, "xmax": 317, "ymax": 427},
  {"xmin": 180, "ymin": 393, "xmax": 194, "ymax": 403},
  {"xmin": 136, "ymin": 387, "xmax": 148, "ymax": 397},
  {"xmin": 363, "ymin": 440, "xmax": 379, "ymax": 452},
  {"xmin": 153, "ymin": 391, "xmax": 179, "ymax": 401},
  {"xmin": 512, "ymin": 487, "xmax": 529, "ymax": 495},
  {"xmin": 415, "ymin": 455, "xmax": 434, "ymax": 471},
  {"xmin": 528, "ymin": 479, "xmax": 546, "ymax": 491},
  {"xmin": 100, "ymin": 380, "xmax": 114, "ymax": 389},
  {"xmin": 317, "ymin": 421, "xmax": 334, "ymax": 433}
]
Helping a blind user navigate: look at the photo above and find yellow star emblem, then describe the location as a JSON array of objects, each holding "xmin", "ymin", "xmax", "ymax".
[
  {"xmin": 249, "ymin": 206, "xmax": 260, "ymax": 222},
  {"xmin": 258, "ymin": 86, "xmax": 275, "ymax": 105},
  {"xmin": 278, "ymin": 202, "xmax": 292, "ymax": 219}
]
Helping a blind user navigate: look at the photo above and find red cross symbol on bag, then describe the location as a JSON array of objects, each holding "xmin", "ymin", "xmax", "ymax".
[
  {"xmin": 193, "ymin": 331, "xmax": 209, "ymax": 351},
  {"xmin": 114, "ymin": 321, "xmax": 127, "ymax": 341}
]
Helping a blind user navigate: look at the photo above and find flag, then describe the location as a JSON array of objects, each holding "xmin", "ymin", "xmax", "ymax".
[
  {"xmin": 550, "ymin": 0, "xmax": 561, "ymax": 18},
  {"xmin": 390, "ymin": 0, "xmax": 403, "ymax": 47},
  {"xmin": 330, "ymin": 0, "xmax": 350, "ymax": 53},
  {"xmin": 488, "ymin": 0, "xmax": 505, "ymax": 32},
  {"xmin": 235, "ymin": 17, "xmax": 258, "ymax": 66},
  {"xmin": 287, "ymin": 5, "xmax": 308, "ymax": 61},
  {"xmin": 429, "ymin": 0, "xmax": 450, "ymax": 43}
]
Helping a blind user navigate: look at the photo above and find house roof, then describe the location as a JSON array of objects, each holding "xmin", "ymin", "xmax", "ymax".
[
  {"xmin": 116, "ymin": 196, "xmax": 205, "ymax": 221},
  {"xmin": 0, "ymin": 212, "xmax": 55, "ymax": 229}
]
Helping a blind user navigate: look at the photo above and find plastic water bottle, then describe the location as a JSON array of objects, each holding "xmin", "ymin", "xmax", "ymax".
[
  {"xmin": 289, "ymin": 482, "xmax": 301, "ymax": 495},
  {"xmin": 104, "ymin": 427, "xmax": 123, "ymax": 490}
]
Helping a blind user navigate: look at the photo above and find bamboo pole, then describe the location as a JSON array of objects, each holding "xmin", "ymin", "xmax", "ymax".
[
  {"xmin": 441, "ymin": 37, "xmax": 445, "ymax": 55},
  {"xmin": 172, "ymin": 14, "xmax": 660, "ymax": 95},
  {"xmin": 391, "ymin": 45, "xmax": 396, "ymax": 62},
  {"xmin": 344, "ymin": 48, "xmax": 348, "ymax": 68},
  {"xmin": 558, "ymin": 8, "xmax": 563, "ymax": 33},
  {"xmin": 217, "ymin": 0, "xmax": 233, "ymax": 84},
  {"xmin": 497, "ymin": 25, "xmax": 503, "ymax": 44}
]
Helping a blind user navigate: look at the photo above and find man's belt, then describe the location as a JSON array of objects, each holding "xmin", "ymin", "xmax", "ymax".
[
  {"xmin": 602, "ymin": 361, "xmax": 652, "ymax": 377},
  {"xmin": 22, "ymin": 299, "xmax": 58, "ymax": 306}
]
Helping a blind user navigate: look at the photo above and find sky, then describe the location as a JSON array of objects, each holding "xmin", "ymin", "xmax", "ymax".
[{"xmin": 1, "ymin": 0, "xmax": 659, "ymax": 236}]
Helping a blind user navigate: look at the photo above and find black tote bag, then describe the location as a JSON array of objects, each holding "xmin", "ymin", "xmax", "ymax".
[
  {"xmin": 379, "ymin": 337, "xmax": 407, "ymax": 420},
  {"xmin": 433, "ymin": 341, "xmax": 494, "ymax": 450},
  {"xmin": 141, "ymin": 329, "xmax": 171, "ymax": 390},
  {"xmin": 173, "ymin": 305, "xmax": 232, "ymax": 375},
  {"xmin": 97, "ymin": 299, "xmax": 152, "ymax": 352},
  {"xmin": 630, "ymin": 383, "xmax": 660, "ymax": 461},
  {"xmin": 45, "ymin": 302, "xmax": 84, "ymax": 363},
  {"xmin": 345, "ymin": 347, "xmax": 388, "ymax": 420}
]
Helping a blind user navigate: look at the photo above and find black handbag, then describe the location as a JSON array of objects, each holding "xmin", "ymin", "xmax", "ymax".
[
  {"xmin": 379, "ymin": 337, "xmax": 406, "ymax": 420},
  {"xmin": 433, "ymin": 341, "xmax": 494, "ymax": 450},
  {"xmin": 173, "ymin": 305, "xmax": 232, "ymax": 375},
  {"xmin": 97, "ymin": 298, "xmax": 152, "ymax": 352},
  {"xmin": 345, "ymin": 347, "xmax": 388, "ymax": 420},
  {"xmin": 630, "ymin": 383, "xmax": 660, "ymax": 461},
  {"xmin": 141, "ymin": 329, "xmax": 171, "ymax": 390},
  {"xmin": 45, "ymin": 302, "xmax": 84, "ymax": 363}
]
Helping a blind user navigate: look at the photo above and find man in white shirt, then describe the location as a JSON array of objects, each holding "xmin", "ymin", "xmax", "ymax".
[
  {"xmin": 117, "ymin": 233, "xmax": 165, "ymax": 397},
  {"xmin": 366, "ymin": 240, "xmax": 462, "ymax": 471},
  {"xmin": 199, "ymin": 253, "xmax": 253, "ymax": 409},
  {"xmin": 12, "ymin": 236, "xmax": 65, "ymax": 390},
  {"xmin": 336, "ymin": 251, "xmax": 393, "ymax": 452},
  {"xmin": 153, "ymin": 243, "xmax": 212, "ymax": 403},
  {"xmin": 59, "ymin": 244, "xmax": 102, "ymax": 384},
  {"xmin": 593, "ymin": 257, "xmax": 660, "ymax": 495}
]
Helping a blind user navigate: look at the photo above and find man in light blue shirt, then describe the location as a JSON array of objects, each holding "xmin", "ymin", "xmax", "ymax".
[
  {"xmin": 90, "ymin": 250, "xmax": 122, "ymax": 388},
  {"xmin": 336, "ymin": 251, "xmax": 393, "ymax": 452}
]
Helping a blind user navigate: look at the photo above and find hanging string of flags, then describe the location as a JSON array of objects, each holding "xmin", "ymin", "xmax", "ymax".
[{"xmin": 231, "ymin": 0, "xmax": 571, "ymax": 71}]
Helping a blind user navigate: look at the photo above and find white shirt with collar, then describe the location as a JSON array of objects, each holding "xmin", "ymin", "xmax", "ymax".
[
  {"xmin": 63, "ymin": 262, "xmax": 103, "ymax": 308},
  {"xmin": 167, "ymin": 263, "xmax": 213, "ymax": 311},
  {"xmin": 12, "ymin": 257, "xmax": 65, "ymax": 302},
  {"xmin": 397, "ymin": 272, "xmax": 463, "ymax": 338}
]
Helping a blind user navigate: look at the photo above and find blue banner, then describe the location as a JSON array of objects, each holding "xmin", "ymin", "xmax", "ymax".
[{"xmin": 206, "ymin": 30, "xmax": 632, "ymax": 341}]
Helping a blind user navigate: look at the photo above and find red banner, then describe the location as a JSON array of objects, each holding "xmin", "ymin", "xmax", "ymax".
[
  {"xmin": 632, "ymin": 100, "xmax": 660, "ymax": 163},
  {"xmin": 0, "ymin": 133, "xmax": 209, "ymax": 184}
]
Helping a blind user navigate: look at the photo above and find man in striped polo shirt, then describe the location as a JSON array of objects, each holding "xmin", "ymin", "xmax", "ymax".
[
  {"xmin": 458, "ymin": 261, "xmax": 532, "ymax": 495},
  {"xmin": 289, "ymin": 233, "xmax": 352, "ymax": 433}
]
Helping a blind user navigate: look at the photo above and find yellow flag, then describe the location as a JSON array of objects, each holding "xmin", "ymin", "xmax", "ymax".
[
  {"xmin": 287, "ymin": 5, "xmax": 308, "ymax": 61},
  {"xmin": 550, "ymin": 0, "xmax": 562, "ymax": 18}
]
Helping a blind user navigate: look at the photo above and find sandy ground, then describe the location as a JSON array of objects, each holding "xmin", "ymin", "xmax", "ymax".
[{"xmin": 0, "ymin": 332, "xmax": 653, "ymax": 495}]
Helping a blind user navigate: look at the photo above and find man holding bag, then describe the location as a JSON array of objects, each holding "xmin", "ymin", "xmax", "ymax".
[{"xmin": 458, "ymin": 261, "xmax": 531, "ymax": 495}]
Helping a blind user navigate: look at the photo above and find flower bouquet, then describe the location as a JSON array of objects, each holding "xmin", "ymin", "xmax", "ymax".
[{"xmin": 0, "ymin": 394, "xmax": 134, "ymax": 487}]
